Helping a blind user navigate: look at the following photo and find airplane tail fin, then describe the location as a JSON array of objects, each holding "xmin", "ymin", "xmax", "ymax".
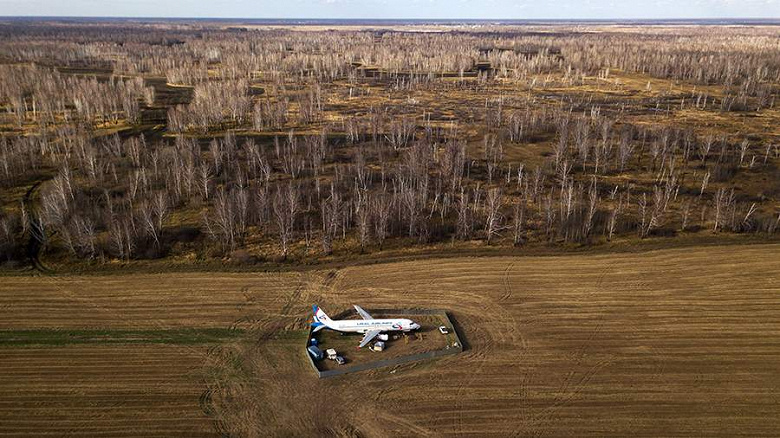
[{"xmin": 310, "ymin": 305, "xmax": 331, "ymax": 332}]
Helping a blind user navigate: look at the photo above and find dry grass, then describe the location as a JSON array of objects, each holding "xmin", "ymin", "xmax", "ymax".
[
  {"xmin": 0, "ymin": 345, "xmax": 214, "ymax": 437},
  {"xmin": 1, "ymin": 244, "xmax": 779, "ymax": 436},
  {"xmin": 0, "ymin": 272, "xmax": 305, "ymax": 329}
]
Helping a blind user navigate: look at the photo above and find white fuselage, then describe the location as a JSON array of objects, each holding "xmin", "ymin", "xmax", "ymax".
[
  {"xmin": 312, "ymin": 305, "xmax": 420, "ymax": 348},
  {"xmin": 327, "ymin": 318, "xmax": 417, "ymax": 334}
]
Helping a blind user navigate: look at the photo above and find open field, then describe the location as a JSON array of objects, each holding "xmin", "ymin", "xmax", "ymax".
[
  {"xmin": 0, "ymin": 346, "xmax": 214, "ymax": 438},
  {"xmin": 1, "ymin": 243, "xmax": 779, "ymax": 436}
]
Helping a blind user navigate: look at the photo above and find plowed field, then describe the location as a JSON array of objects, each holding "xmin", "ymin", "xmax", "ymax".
[{"xmin": 2, "ymin": 244, "xmax": 779, "ymax": 436}]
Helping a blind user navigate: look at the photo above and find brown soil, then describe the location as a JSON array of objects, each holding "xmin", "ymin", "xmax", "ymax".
[
  {"xmin": 0, "ymin": 345, "xmax": 213, "ymax": 437},
  {"xmin": 1, "ymin": 243, "xmax": 779, "ymax": 436}
]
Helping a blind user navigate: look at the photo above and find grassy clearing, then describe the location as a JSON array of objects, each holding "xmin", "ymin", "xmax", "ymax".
[{"xmin": 0, "ymin": 328, "xmax": 244, "ymax": 347}]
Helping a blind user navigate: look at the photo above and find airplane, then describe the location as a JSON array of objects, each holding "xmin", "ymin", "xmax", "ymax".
[{"xmin": 311, "ymin": 305, "xmax": 421, "ymax": 348}]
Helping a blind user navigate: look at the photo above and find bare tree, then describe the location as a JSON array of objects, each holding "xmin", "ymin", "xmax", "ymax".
[
  {"xmin": 606, "ymin": 197, "xmax": 623, "ymax": 241},
  {"xmin": 699, "ymin": 135, "xmax": 714, "ymax": 165},
  {"xmin": 680, "ymin": 200, "xmax": 692, "ymax": 231},
  {"xmin": 712, "ymin": 187, "xmax": 734, "ymax": 233},
  {"xmin": 456, "ymin": 188, "xmax": 472, "ymax": 239},
  {"xmin": 140, "ymin": 202, "xmax": 161, "ymax": 248},
  {"xmin": 512, "ymin": 195, "xmax": 525, "ymax": 247},
  {"xmin": 583, "ymin": 177, "xmax": 599, "ymax": 239},
  {"xmin": 273, "ymin": 184, "xmax": 298, "ymax": 260},
  {"xmin": 355, "ymin": 190, "xmax": 371, "ymax": 253},
  {"xmin": 739, "ymin": 140, "xmax": 750, "ymax": 166},
  {"xmin": 483, "ymin": 135, "xmax": 503, "ymax": 183},
  {"xmin": 700, "ymin": 171, "xmax": 711, "ymax": 196},
  {"xmin": 198, "ymin": 163, "xmax": 212, "ymax": 201},
  {"xmin": 484, "ymin": 187, "xmax": 503, "ymax": 244},
  {"xmin": 154, "ymin": 192, "xmax": 169, "ymax": 230},
  {"xmin": 204, "ymin": 187, "xmax": 237, "ymax": 252},
  {"xmin": 386, "ymin": 117, "xmax": 415, "ymax": 151},
  {"xmin": 617, "ymin": 129, "xmax": 635, "ymax": 172},
  {"xmin": 372, "ymin": 190, "xmax": 392, "ymax": 250},
  {"xmin": 507, "ymin": 111, "xmax": 524, "ymax": 143}
]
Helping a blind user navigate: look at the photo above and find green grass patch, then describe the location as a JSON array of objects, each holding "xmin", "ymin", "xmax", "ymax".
[
  {"xmin": 0, "ymin": 328, "xmax": 244, "ymax": 347},
  {"xmin": 271, "ymin": 329, "xmax": 309, "ymax": 341}
]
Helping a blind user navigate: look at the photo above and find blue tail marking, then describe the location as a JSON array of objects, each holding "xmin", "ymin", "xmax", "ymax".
[{"xmin": 311, "ymin": 304, "xmax": 323, "ymax": 328}]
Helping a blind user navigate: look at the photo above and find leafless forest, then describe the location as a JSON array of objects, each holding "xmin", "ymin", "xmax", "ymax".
[{"xmin": 0, "ymin": 20, "xmax": 778, "ymax": 267}]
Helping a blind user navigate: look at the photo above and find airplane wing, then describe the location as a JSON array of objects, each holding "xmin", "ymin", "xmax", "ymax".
[
  {"xmin": 359, "ymin": 330, "xmax": 381, "ymax": 348},
  {"xmin": 354, "ymin": 305, "xmax": 374, "ymax": 320}
]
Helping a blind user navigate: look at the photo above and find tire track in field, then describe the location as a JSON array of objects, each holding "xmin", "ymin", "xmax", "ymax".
[
  {"xmin": 372, "ymin": 410, "xmax": 442, "ymax": 437},
  {"xmin": 28, "ymin": 278, "xmax": 224, "ymax": 437},
  {"xmin": 38, "ymin": 275, "xmax": 295, "ymax": 434},
  {"xmin": 500, "ymin": 262, "xmax": 516, "ymax": 302},
  {"xmin": 422, "ymin": 262, "xmax": 527, "ymax": 437},
  {"xmin": 449, "ymin": 295, "xmax": 505, "ymax": 436},
  {"xmin": 512, "ymin": 265, "xmax": 615, "ymax": 438},
  {"xmin": 452, "ymin": 322, "xmax": 492, "ymax": 437},
  {"xmin": 500, "ymin": 261, "xmax": 526, "ymax": 349},
  {"xmin": 42, "ymin": 278, "xmax": 214, "ymax": 358}
]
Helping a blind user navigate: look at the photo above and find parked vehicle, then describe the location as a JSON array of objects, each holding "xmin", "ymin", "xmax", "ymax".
[
  {"xmin": 326, "ymin": 348, "xmax": 338, "ymax": 360},
  {"xmin": 334, "ymin": 356, "xmax": 346, "ymax": 365},
  {"xmin": 307, "ymin": 345, "xmax": 324, "ymax": 361},
  {"xmin": 370, "ymin": 341, "xmax": 385, "ymax": 352},
  {"xmin": 438, "ymin": 326, "xmax": 450, "ymax": 334},
  {"xmin": 378, "ymin": 334, "xmax": 389, "ymax": 341}
]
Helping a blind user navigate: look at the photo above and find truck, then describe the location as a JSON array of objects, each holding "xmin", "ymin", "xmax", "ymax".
[
  {"xmin": 325, "ymin": 348, "xmax": 338, "ymax": 360},
  {"xmin": 369, "ymin": 341, "xmax": 385, "ymax": 352}
]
